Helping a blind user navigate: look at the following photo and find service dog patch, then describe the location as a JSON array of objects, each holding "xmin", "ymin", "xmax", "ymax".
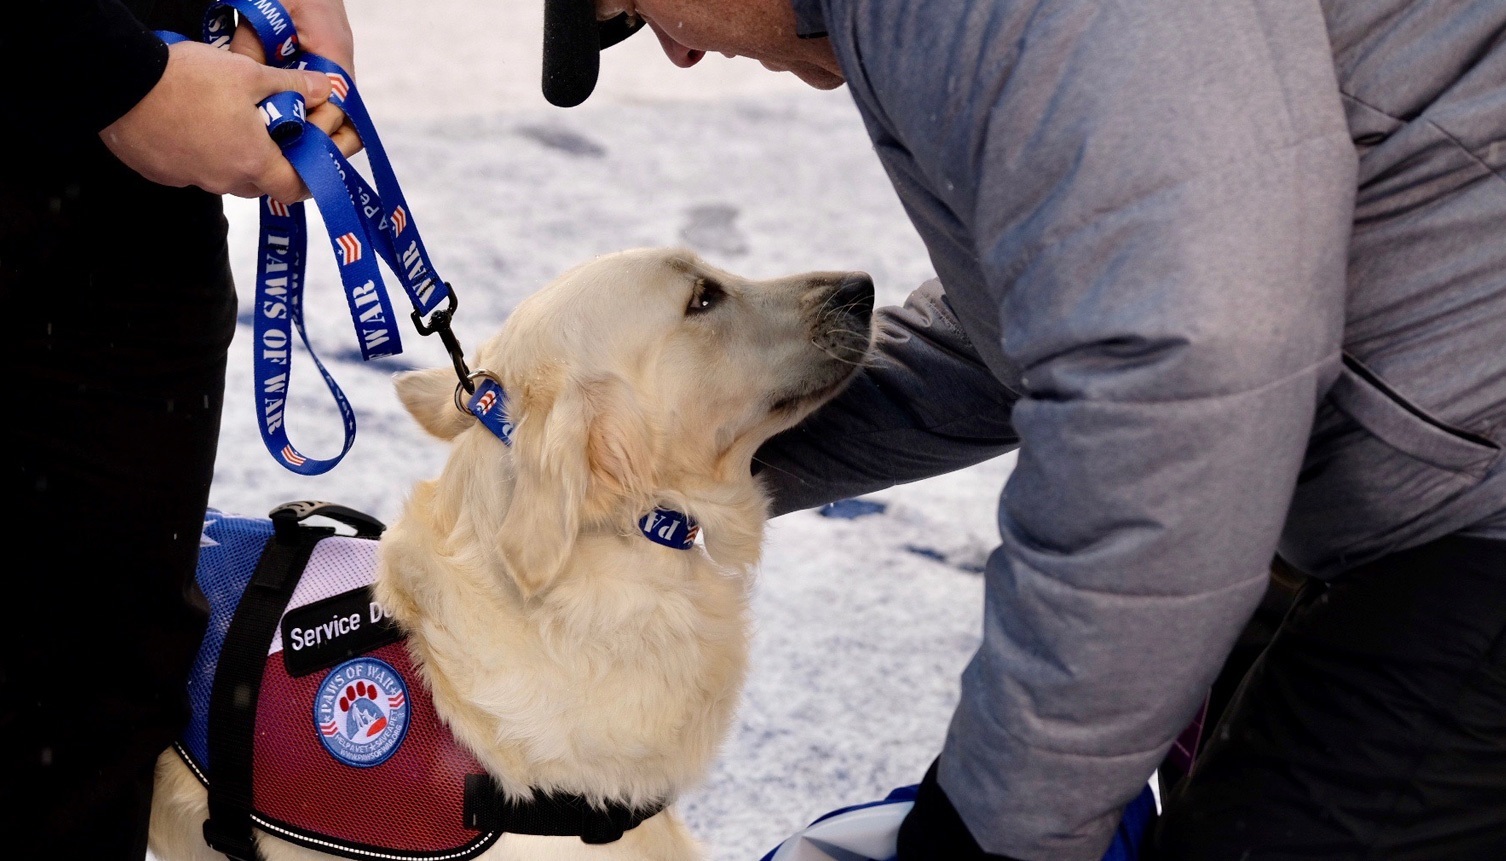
[
  {"xmin": 315, "ymin": 656, "xmax": 411, "ymax": 767},
  {"xmin": 280, "ymin": 587, "xmax": 403, "ymax": 677}
]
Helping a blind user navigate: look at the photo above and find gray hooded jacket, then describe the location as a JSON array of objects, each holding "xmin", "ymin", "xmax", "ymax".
[{"xmin": 758, "ymin": 1, "xmax": 1506, "ymax": 858}]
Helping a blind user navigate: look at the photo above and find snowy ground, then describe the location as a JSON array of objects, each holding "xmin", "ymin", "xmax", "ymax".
[{"xmin": 190, "ymin": 3, "xmax": 1018, "ymax": 858}]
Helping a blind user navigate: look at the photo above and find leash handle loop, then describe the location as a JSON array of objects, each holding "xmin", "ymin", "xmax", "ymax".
[
  {"xmin": 205, "ymin": 0, "xmax": 298, "ymax": 60},
  {"xmin": 258, "ymin": 90, "xmax": 305, "ymax": 145},
  {"xmin": 158, "ymin": 0, "xmax": 469, "ymax": 475}
]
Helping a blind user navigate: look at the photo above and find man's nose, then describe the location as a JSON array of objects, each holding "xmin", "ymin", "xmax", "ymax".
[{"xmin": 650, "ymin": 21, "xmax": 705, "ymax": 68}]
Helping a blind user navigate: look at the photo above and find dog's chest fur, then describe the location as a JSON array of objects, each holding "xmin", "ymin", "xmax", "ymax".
[{"xmin": 375, "ymin": 482, "xmax": 755, "ymax": 809}]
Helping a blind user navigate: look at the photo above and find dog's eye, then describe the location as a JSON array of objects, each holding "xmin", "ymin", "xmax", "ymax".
[{"xmin": 687, "ymin": 278, "xmax": 724, "ymax": 315}]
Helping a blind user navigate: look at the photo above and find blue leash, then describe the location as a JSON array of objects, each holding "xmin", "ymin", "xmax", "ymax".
[{"xmin": 159, "ymin": 0, "xmax": 466, "ymax": 475}]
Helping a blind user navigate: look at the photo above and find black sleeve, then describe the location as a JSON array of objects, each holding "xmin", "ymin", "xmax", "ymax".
[
  {"xmin": 3, "ymin": 1, "xmax": 170, "ymax": 145},
  {"xmin": 897, "ymin": 758, "xmax": 1026, "ymax": 861}
]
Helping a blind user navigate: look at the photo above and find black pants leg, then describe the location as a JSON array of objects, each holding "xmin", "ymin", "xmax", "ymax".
[
  {"xmin": 0, "ymin": 146, "xmax": 236, "ymax": 860},
  {"xmin": 1154, "ymin": 535, "xmax": 1506, "ymax": 861}
]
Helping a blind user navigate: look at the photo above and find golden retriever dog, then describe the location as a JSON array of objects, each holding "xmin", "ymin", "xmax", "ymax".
[{"xmin": 149, "ymin": 247, "xmax": 875, "ymax": 861}]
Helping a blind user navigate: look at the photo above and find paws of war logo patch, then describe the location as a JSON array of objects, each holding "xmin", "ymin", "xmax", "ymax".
[{"xmin": 315, "ymin": 657, "xmax": 410, "ymax": 767}]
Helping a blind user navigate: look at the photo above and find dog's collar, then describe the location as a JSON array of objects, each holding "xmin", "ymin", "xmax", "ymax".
[
  {"xmin": 465, "ymin": 376, "xmax": 700, "ymax": 551},
  {"xmin": 464, "ymin": 373, "xmax": 518, "ymax": 443},
  {"xmin": 638, "ymin": 509, "xmax": 699, "ymax": 550}
]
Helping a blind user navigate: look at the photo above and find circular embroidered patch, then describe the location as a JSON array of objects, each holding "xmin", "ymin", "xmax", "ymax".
[{"xmin": 314, "ymin": 657, "xmax": 411, "ymax": 767}]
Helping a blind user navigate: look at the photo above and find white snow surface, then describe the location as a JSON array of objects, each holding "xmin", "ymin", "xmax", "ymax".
[{"xmin": 191, "ymin": 3, "xmax": 1020, "ymax": 858}]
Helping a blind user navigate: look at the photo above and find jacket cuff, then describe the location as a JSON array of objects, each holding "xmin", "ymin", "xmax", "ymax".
[
  {"xmin": 897, "ymin": 758, "xmax": 1027, "ymax": 861},
  {"xmin": 76, "ymin": 1, "xmax": 172, "ymax": 135}
]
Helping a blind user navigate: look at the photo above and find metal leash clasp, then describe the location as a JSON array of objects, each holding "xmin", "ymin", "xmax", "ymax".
[{"xmin": 411, "ymin": 286, "xmax": 474, "ymax": 399}]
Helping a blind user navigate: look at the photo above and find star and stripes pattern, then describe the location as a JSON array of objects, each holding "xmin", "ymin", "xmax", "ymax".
[{"xmin": 336, "ymin": 232, "xmax": 362, "ymax": 266}]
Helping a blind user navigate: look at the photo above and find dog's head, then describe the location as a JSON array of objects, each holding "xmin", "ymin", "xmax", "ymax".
[{"xmin": 395, "ymin": 248, "xmax": 874, "ymax": 595}]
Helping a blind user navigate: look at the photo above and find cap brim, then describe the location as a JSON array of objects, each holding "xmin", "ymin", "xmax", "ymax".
[{"xmin": 542, "ymin": 0, "xmax": 646, "ymax": 108}]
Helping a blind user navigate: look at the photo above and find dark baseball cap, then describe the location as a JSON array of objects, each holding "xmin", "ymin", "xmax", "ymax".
[{"xmin": 542, "ymin": 0, "xmax": 647, "ymax": 107}]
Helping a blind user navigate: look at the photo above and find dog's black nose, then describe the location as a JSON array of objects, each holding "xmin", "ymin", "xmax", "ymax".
[{"xmin": 834, "ymin": 273, "xmax": 875, "ymax": 321}]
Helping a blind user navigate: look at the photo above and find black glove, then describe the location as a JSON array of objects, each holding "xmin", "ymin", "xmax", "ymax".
[{"xmin": 896, "ymin": 758, "xmax": 1026, "ymax": 861}]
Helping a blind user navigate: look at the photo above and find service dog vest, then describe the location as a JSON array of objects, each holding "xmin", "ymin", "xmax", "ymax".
[{"xmin": 182, "ymin": 504, "xmax": 661, "ymax": 861}]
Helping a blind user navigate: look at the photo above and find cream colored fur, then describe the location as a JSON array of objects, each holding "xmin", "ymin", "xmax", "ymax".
[{"xmin": 149, "ymin": 248, "xmax": 874, "ymax": 861}]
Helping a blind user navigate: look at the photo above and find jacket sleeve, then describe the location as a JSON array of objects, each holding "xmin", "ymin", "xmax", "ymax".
[
  {"xmin": 754, "ymin": 278, "xmax": 1022, "ymax": 516},
  {"xmin": 828, "ymin": 1, "xmax": 1358, "ymax": 858},
  {"xmin": 4, "ymin": 1, "xmax": 169, "ymax": 146}
]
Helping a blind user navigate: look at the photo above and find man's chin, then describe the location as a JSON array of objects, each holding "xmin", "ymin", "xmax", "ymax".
[
  {"xmin": 800, "ymin": 70, "xmax": 847, "ymax": 90},
  {"xmin": 773, "ymin": 62, "xmax": 846, "ymax": 89}
]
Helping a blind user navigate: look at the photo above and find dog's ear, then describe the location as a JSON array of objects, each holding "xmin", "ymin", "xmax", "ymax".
[
  {"xmin": 495, "ymin": 376, "xmax": 656, "ymax": 598},
  {"xmin": 495, "ymin": 382, "xmax": 592, "ymax": 599},
  {"xmin": 582, "ymin": 377, "xmax": 656, "ymax": 502},
  {"xmin": 394, "ymin": 367, "xmax": 472, "ymax": 440}
]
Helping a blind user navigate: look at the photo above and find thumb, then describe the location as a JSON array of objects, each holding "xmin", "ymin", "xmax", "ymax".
[{"xmin": 261, "ymin": 67, "xmax": 332, "ymax": 109}]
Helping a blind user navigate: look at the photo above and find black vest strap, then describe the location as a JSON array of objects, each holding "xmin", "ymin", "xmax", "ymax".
[
  {"xmin": 201, "ymin": 513, "xmax": 331, "ymax": 861},
  {"xmin": 462, "ymin": 775, "xmax": 666, "ymax": 845}
]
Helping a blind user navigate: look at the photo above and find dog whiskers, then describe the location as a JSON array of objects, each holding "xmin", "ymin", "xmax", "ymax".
[
  {"xmin": 815, "ymin": 297, "xmax": 870, "ymax": 321},
  {"xmin": 749, "ymin": 455, "xmax": 807, "ymax": 484},
  {"xmin": 809, "ymin": 333, "xmax": 873, "ymax": 366}
]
